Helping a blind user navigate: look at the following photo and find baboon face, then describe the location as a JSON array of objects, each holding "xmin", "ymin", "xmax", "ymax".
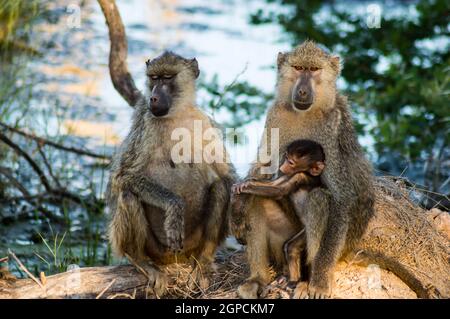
[
  {"xmin": 277, "ymin": 41, "xmax": 341, "ymax": 111},
  {"xmin": 280, "ymin": 140, "xmax": 325, "ymax": 176},
  {"xmin": 289, "ymin": 65, "xmax": 321, "ymax": 110},
  {"xmin": 146, "ymin": 51, "xmax": 200, "ymax": 117}
]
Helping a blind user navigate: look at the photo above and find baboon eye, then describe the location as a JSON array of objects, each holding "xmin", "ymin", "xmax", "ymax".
[
  {"xmin": 309, "ymin": 67, "xmax": 320, "ymax": 72},
  {"xmin": 150, "ymin": 75, "xmax": 159, "ymax": 80},
  {"xmin": 293, "ymin": 65, "xmax": 305, "ymax": 71},
  {"xmin": 163, "ymin": 74, "xmax": 174, "ymax": 79}
]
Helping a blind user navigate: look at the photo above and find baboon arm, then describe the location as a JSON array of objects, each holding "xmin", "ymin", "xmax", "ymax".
[
  {"xmin": 127, "ymin": 175, "xmax": 185, "ymax": 251},
  {"xmin": 240, "ymin": 173, "xmax": 309, "ymax": 198},
  {"xmin": 128, "ymin": 175, "xmax": 184, "ymax": 211}
]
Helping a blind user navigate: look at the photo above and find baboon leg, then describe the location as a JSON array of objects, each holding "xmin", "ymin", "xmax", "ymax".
[
  {"xmin": 189, "ymin": 179, "xmax": 231, "ymax": 291},
  {"xmin": 296, "ymin": 191, "xmax": 347, "ymax": 299},
  {"xmin": 284, "ymin": 228, "xmax": 306, "ymax": 283},
  {"xmin": 108, "ymin": 191, "xmax": 168, "ymax": 296},
  {"xmin": 238, "ymin": 198, "xmax": 284, "ymax": 299},
  {"xmin": 109, "ymin": 190, "xmax": 149, "ymax": 261}
]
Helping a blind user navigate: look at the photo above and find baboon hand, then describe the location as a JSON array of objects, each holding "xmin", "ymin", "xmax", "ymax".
[
  {"xmin": 232, "ymin": 181, "xmax": 250, "ymax": 194},
  {"xmin": 165, "ymin": 201, "xmax": 185, "ymax": 253},
  {"xmin": 166, "ymin": 227, "xmax": 184, "ymax": 253}
]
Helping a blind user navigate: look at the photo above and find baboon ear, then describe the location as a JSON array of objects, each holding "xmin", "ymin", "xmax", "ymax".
[
  {"xmin": 145, "ymin": 59, "xmax": 151, "ymax": 67},
  {"xmin": 309, "ymin": 161, "xmax": 325, "ymax": 176},
  {"xmin": 330, "ymin": 55, "xmax": 341, "ymax": 74},
  {"xmin": 189, "ymin": 58, "xmax": 200, "ymax": 78},
  {"xmin": 277, "ymin": 52, "xmax": 287, "ymax": 70}
]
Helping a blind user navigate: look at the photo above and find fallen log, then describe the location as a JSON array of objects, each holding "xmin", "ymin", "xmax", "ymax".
[{"xmin": 0, "ymin": 265, "xmax": 150, "ymax": 299}]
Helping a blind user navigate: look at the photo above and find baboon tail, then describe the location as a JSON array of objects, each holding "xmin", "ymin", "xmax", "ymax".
[{"xmin": 354, "ymin": 250, "xmax": 444, "ymax": 298}]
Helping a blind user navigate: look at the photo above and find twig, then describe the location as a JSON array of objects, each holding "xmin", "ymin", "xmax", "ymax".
[
  {"xmin": 0, "ymin": 133, "xmax": 100, "ymax": 209},
  {"xmin": 107, "ymin": 293, "xmax": 134, "ymax": 299},
  {"xmin": 8, "ymin": 250, "xmax": 45, "ymax": 291},
  {"xmin": 0, "ymin": 166, "xmax": 64, "ymax": 223},
  {"xmin": 0, "ymin": 121, "xmax": 110, "ymax": 160},
  {"xmin": 96, "ymin": 279, "xmax": 116, "ymax": 299},
  {"xmin": 212, "ymin": 63, "xmax": 248, "ymax": 113},
  {"xmin": 36, "ymin": 145, "xmax": 62, "ymax": 188},
  {"xmin": 0, "ymin": 130, "xmax": 52, "ymax": 191},
  {"xmin": 40, "ymin": 272, "xmax": 47, "ymax": 286},
  {"xmin": 124, "ymin": 253, "xmax": 153, "ymax": 281},
  {"xmin": 0, "ymin": 257, "xmax": 8, "ymax": 263}
]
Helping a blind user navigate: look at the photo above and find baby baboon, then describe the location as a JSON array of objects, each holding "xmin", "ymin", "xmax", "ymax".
[
  {"xmin": 107, "ymin": 51, "xmax": 235, "ymax": 295},
  {"xmin": 232, "ymin": 139, "xmax": 325, "ymax": 198},
  {"xmin": 232, "ymin": 139, "xmax": 326, "ymax": 283},
  {"xmin": 234, "ymin": 41, "xmax": 375, "ymax": 299}
]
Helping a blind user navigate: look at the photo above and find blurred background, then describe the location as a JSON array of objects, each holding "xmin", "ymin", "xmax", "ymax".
[{"xmin": 0, "ymin": 0, "xmax": 448, "ymax": 277}]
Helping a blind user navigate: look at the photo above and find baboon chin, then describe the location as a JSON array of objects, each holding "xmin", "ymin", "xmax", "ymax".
[{"xmin": 107, "ymin": 51, "xmax": 236, "ymax": 295}]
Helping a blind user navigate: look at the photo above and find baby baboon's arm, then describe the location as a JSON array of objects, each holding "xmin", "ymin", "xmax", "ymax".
[{"xmin": 232, "ymin": 173, "xmax": 314, "ymax": 198}]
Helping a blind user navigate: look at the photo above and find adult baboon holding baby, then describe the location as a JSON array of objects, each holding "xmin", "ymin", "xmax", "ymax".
[
  {"xmin": 233, "ymin": 41, "xmax": 449, "ymax": 299},
  {"xmin": 107, "ymin": 52, "xmax": 235, "ymax": 295}
]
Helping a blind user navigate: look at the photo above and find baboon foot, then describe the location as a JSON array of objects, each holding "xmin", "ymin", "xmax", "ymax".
[
  {"xmin": 237, "ymin": 280, "xmax": 261, "ymax": 299},
  {"xmin": 187, "ymin": 262, "xmax": 216, "ymax": 292},
  {"xmin": 293, "ymin": 281, "xmax": 331, "ymax": 299},
  {"xmin": 140, "ymin": 263, "xmax": 168, "ymax": 297}
]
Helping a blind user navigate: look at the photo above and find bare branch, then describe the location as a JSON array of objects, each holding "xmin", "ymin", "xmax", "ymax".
[
  {"xmin": 0, "ymin": 122, "xmax": 110, "ymax": 160},
  {"xmin": 0, "ymin": 166, "xmax": 65, "ymax": 223},
  {"xmin": 0, "ymin": 130, "xmax": 52, "ymax": 192},
  {"xmin": 0, "ymin": 132, "xmax": 101, "ymax": 211},
  {"xmin": 97, "ymin": 0, "xmax": 143, "ymax": 107},
  {"xmin": 8, "ymin": 250, "xmax": 45, "ymax": 291}
]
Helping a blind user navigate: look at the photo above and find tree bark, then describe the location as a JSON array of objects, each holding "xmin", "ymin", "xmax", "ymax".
[
  {"xmin": 98, "ymin": 0, "xmax": 143, "ymax": 107},
  {"xmin": 0, "ymin": 265, "xmax": 149, "ymax": 299}
]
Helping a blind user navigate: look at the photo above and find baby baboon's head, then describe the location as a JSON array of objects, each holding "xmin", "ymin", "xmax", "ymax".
[
  {"xmin": 145, "ymin": 51, "xmax": 200, "ymax": 117},
  {"xmin": 276, "ymin": 40, "xmax": 341, "ymax": 112}
]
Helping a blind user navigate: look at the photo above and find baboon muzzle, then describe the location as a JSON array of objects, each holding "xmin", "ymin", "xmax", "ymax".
[
  {"xmin": 150, "ymin": 84, "xmax": 172, "ymax": 117},
  {"xmin": 292, "ymin": 73, "xmax": 314, "ymax": 110}
]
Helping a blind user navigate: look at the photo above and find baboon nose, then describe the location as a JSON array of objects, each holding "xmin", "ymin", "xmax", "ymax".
[
  {"xmin": 299, "ymin": 89, "xmax": 307, "ymax": 97},
  {"xmin": 150, "ymin": 96, "xmax": 159, "ymax": 103}
]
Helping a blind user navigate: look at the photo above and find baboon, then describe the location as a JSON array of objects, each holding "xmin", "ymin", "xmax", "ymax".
[
  {"xmin": 232, "ymin": 139, "xmax": 326, "ymax": 283},
  {"xmin": 232, "ymin": 139, "xmax": 325, "ymax": 198},
  {"xmin": 233, "ymin": 41, "xmax": 375, "ymax": 299},
  {"xmin": 107, "ymin": 51, "xmax": 235, "ymax": 295}
]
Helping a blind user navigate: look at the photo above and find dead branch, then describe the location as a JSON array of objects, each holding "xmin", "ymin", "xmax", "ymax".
[
  {"xmin": 97, "ymin": 0, "xmax": 143, "ymax": 107},
  {"xmin": 0, "ymin": 265, "xmax": 149, "ymax": 299},
  {"xmin": 0, "ymin": 122, "xmax": 110, "ymax": 160},
  {"xmin": 0, "ymin": 132, "xmax": 102, "ymax": 212},
  {"xmin": 0, "ymin": 166, "xmax": 64, "ymax": 223},
  {"xmin": 0, "ymin": 130, "xmax": 52, "ymax": 191},
  {"xmin": 8, "ymin": 250, "xmax": 45, "ymax": 291}
]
